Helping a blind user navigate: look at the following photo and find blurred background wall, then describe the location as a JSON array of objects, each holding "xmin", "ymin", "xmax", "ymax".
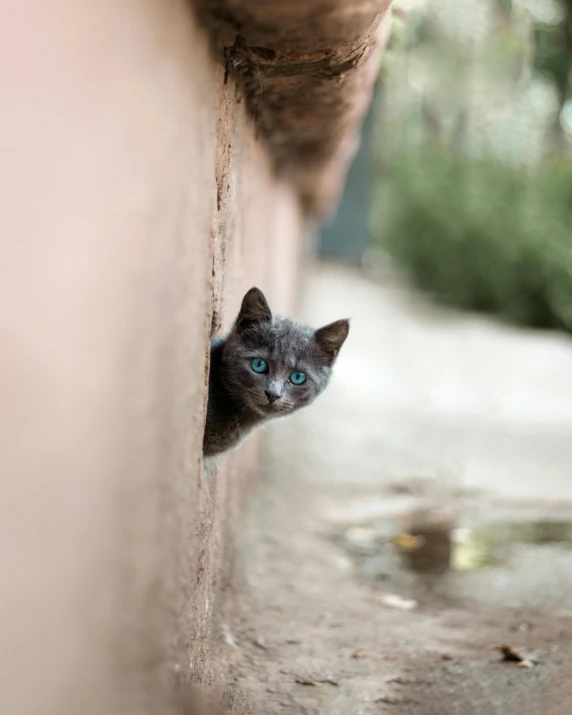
[{"xmin": 318, "ymin": 96, "xmax": 378, "ymax": 264}]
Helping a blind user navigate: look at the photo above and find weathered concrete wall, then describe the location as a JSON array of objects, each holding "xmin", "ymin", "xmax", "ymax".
[
  {"xmin": 196, "ymin": 0, "xmax": 393, "ymax": 214},
  {"xmin": 0, "ymin": 0, "xmax": 390, "ymax": 713},
  {"xmin": 0, "ymin": 2, "xmax": 301, "ymax": 714}
]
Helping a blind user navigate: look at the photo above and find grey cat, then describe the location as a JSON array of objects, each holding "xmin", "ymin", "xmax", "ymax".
[{"xmin": 203, "ymin": 287, "xmax": 349, "ymax": 458}]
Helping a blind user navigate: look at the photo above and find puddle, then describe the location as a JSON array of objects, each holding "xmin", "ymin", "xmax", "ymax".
[
  {"xmin": 400, "ymin": 517, "xmax": 572, "ymax": 574},
  {"xmin": 451, "ymin": 520, "xmax": 572, "ymax": 571},
  {"xmin": 335, "ymin": 509, "xmax": 572, "ymax": 609}
]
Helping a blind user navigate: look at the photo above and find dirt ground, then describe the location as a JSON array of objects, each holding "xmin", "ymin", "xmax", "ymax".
[{"xmin": 224, "ymin": 263, "xmax": 572, "ymax": 715}]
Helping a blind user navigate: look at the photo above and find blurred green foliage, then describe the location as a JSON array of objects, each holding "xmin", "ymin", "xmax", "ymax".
[
  {"xmin": 531, "ymin": 0, "xmax": 572, "ymax": 105},
  {"xmin": 372, "ymin": 1, "xmax": 572, "ymax": 332},
  {"xmin": 373, "ymin": 148, "xmax": 572, "ymax": 330}
]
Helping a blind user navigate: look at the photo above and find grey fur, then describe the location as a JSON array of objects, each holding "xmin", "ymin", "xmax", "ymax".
[{"xmin": 203, "ymin": 287, "xmax": 349, "ymax": 458}]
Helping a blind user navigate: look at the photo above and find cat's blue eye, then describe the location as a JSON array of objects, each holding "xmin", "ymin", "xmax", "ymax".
[
  {"xmin": 290, "ymin": 370, "xmax": 306, "ymax": 385},
  {"xmin": 251, "ymin": 358, "xmax": 269, "ymax": 374}
]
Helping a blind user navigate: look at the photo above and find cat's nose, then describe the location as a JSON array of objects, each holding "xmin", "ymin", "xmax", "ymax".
[{"xmin": 265, "ymin": 388, "xmax": 282, "ymax": 404}]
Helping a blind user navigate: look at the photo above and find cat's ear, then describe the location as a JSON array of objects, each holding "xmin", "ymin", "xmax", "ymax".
[
  {"xmin": 314, "ymin": 319, "xmax": 350, "ymax": 363},
  {"xmin": 237, "ymin": 287, "xmax": 272, "ymax": 329}
]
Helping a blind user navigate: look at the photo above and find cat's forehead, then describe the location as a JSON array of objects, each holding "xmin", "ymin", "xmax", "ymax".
[
  {"xmin": 243, "ymin": 317, "xmax": 314, "ymax": 357},
  {"xmin": 271, "ymin": 319, "xmax": 314, "ymax": 359}
]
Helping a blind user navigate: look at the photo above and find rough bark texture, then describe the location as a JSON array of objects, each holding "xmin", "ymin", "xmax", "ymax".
[{"xmin": 0, "ymin": 0, "xmax": 387, "ymax": 714}]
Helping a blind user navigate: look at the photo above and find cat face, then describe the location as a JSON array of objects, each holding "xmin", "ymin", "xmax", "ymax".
[{"xmin": 221, "ymin": 288, "xmax": 349, "ymax": 417}]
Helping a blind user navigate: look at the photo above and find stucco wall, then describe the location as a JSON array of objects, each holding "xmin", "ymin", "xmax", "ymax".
[
  {"xmin": 0, "ymin": 2, "xmax": 302, "ymax": 714},
  {"xmin": 0, "ymin": 0, "xmax": 392, "ymax": 711}
]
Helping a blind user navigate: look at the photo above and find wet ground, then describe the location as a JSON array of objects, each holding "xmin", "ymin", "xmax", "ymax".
[{"xmin": 225, "ymin": 263, "xmax": 572, "ymax": 714}]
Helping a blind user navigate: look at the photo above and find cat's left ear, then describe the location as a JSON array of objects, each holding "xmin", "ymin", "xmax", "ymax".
[
  {"xmin": 314, "ymin": 319, "xmax": 350, "ymax": 363},
  {"xmin": 237, "ymin": 287, "xmax": 272, "ymax": 329}
]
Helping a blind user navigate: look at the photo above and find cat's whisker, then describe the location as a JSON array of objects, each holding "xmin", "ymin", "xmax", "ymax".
[{"xmin": 290, "ymin": 410, "xmax": 328, "ymax": 444}]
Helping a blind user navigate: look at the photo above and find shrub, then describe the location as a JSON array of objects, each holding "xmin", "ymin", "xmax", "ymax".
[{"xmin": 371, "ymin": 148, "xmax": 572, "ymax": 332}]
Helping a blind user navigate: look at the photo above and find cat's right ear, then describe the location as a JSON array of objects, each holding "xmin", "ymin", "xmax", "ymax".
[
  {"xmin": 314, "ymin": 318, "xmax": 350, "ymax": 364},
  {"xmin": 236, "ymin": 287, "xmax": 272, "ymax": 330}
]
